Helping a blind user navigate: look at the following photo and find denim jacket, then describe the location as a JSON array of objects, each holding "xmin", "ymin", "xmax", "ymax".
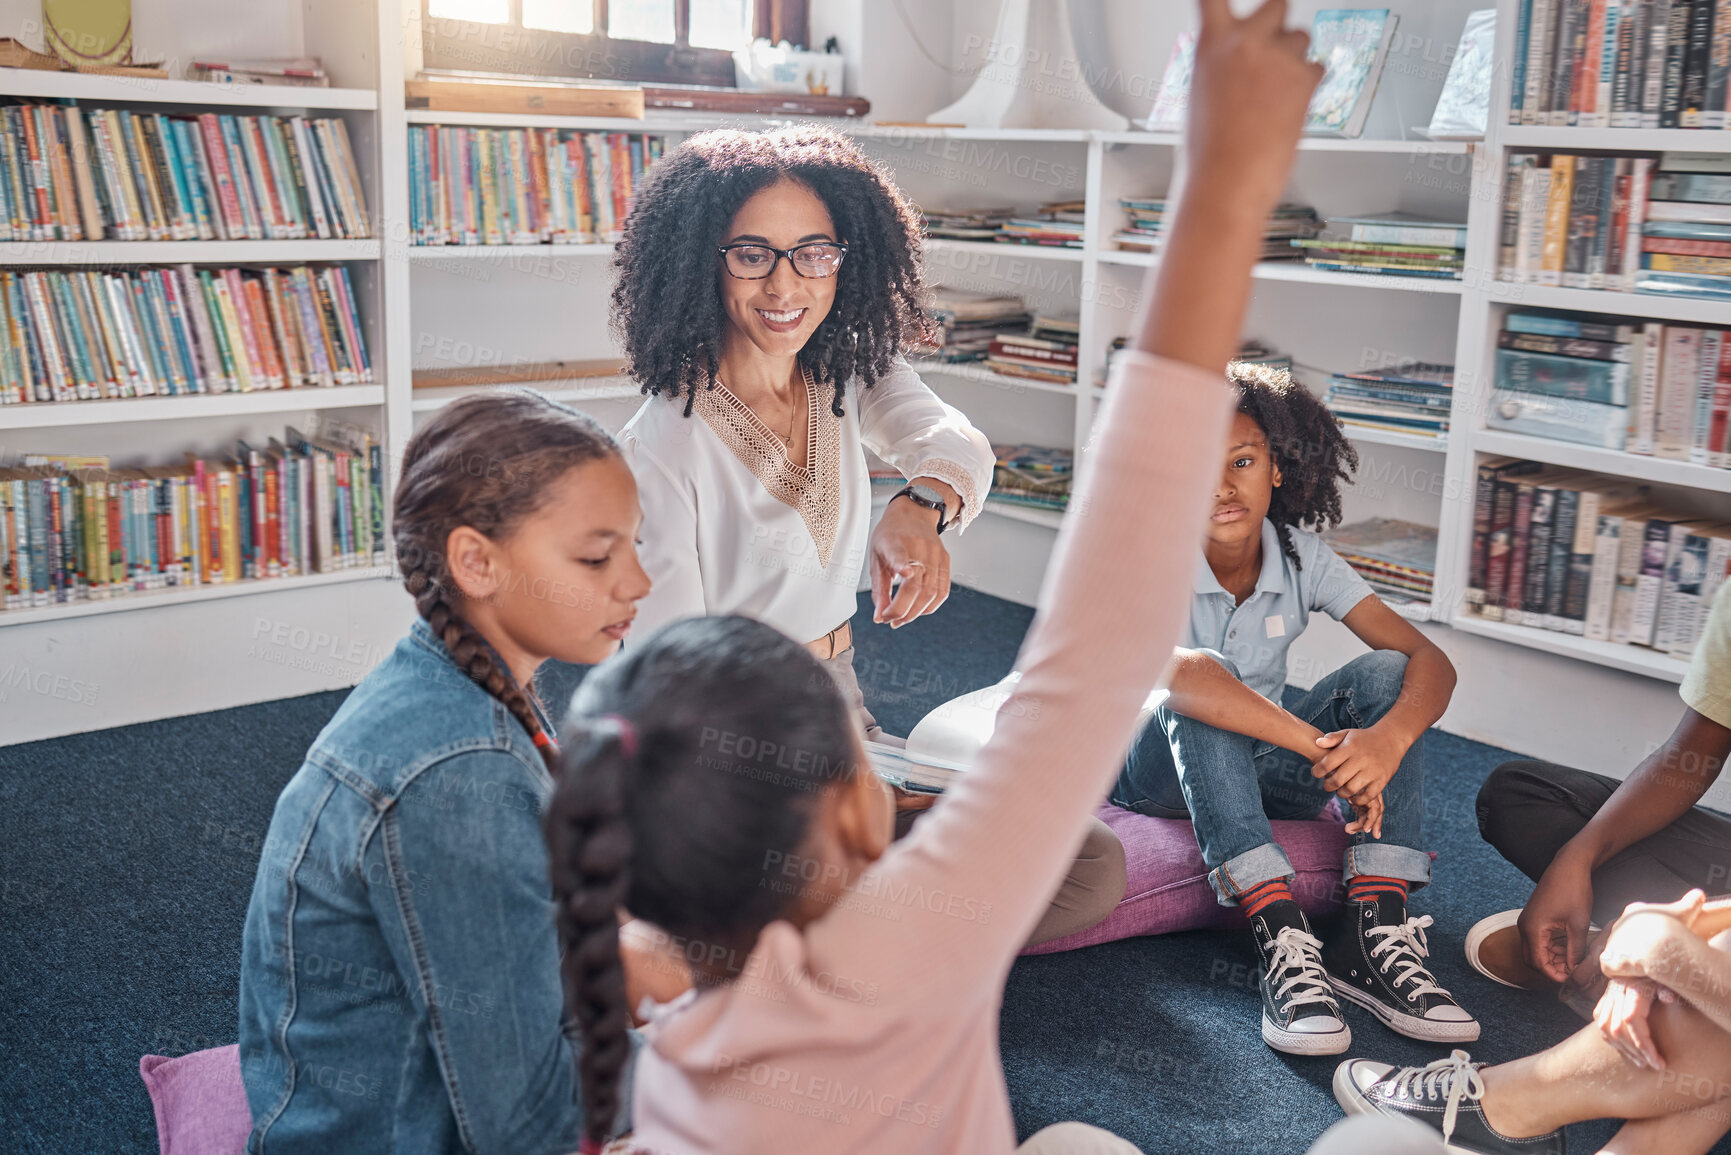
[{"xmin": 238, "ymin": 620, "xmax": 580, "ymax": 1155}]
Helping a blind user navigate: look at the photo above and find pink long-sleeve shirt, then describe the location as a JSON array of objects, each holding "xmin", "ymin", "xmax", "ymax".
[{"xmin": 630, "ymin": 350, "xmax": 1233, "ymax": 1155}]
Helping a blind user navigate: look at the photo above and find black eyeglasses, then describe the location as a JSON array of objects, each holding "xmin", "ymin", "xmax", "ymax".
[{"xmin": 717, "ymin": 241, "xmax": 849, "ymax": 280}]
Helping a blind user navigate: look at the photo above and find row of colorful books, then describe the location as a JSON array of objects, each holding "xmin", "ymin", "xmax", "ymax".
[
  {"xmin": 1510, "ymin": 0, "xmax": 1731, "ymax": 128},
  {"xmin": 984, "ymin": 315, "xmax": 1079, "ymax": 385},
  {"xmin": 921, "ymin": 201, "xmax": 1085, "ymax": 249},
  {"xmin": 1323, "ymin": 363, "xmax": 1453, "ymax": 440},
  {"xmin": 923, "ymin": 286, "xmax": 1031, "ymax": 362},
  {"xmin": 1295, "ymin": 212, "xmax": 1466, "ymax": 280},
  {"xmin": 1468, "ymin": 458, "xmax": 1730, "ymax": 660},
  {"xmin": 408, "ymin": 127, "xmax": 664, "ymax": 246},
  {"xmin": 1497, "ymin": 151, "xmax": 1731, "ymax": 298},
  {"xmin": 1322, "ymin": 518, "xmax": 1437, "ymax": 605},
  {"xmin": 1, "ymin": 425, "xmax": 386, "ymax": 611},
  {"xmin": 0, "ymin": 264, "xmax": 371, "ymax": 405},
  {"xmin": 1488, "ymin": 309, "xmax": 1731, "ymax": 466},
  {"xmin": 0, "ymin": 103, "xmax": 370, "ymax": 242}
]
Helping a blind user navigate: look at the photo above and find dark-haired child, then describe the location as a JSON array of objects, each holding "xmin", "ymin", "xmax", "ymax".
[
  {"xmin": 1110, "ymin": 362, "xmax": 1474, "ymax": 1057},
  {"xmin": 539, "ymin": 4, "xmax": 1342, "ymax": 1151},
  {"xmin": 238, "ymin": 392, "xmax": 650, "ymax": 1154}
]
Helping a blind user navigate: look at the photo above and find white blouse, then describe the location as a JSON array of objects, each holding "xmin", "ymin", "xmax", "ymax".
[{"xmin": 619, "ymin": 358, "xmax": 996, "ymax": 647}]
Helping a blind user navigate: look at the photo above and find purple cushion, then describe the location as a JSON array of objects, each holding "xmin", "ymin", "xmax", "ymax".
[
  {"xmin": 139, "ymin": 1044, "xmax": 251, "ymax": 1155},
  {"xmin": 1021, "ymin": 802, "xmax": 1352, "ymax": 955}
]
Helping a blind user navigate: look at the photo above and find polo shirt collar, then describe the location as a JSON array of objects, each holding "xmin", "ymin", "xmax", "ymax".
[{"xmin": 1193, "ymin": 518, "xmax": 1286, "ymax": 600}]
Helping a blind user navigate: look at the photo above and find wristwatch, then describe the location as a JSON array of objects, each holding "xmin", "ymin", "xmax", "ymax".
[{"xmin": 893, "ymin": 484, "xmax": 951, "ymax": 535}]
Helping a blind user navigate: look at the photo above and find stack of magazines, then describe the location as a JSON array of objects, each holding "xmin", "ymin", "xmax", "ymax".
[
  {"xmin": 1323, "ymin": 518, "xmax": 1437, "ymax": 606},
  {"xmin": 1113, "ymin": 196, "xmax": 1164, "ymax": 252},
  {"xmin": 996, "ymin": 201, "xmax": 1085, "ymax": 248},
  {"xmin": 923, "ymin": 287, "xmax": 1031, "ymax": 362},
  {"xmin": 991, "ymin": 443, "xmax": 1073, "ymax": 511},
  {"xmin": 1257, "ymin": 204, "xmax": 1324, "ymax": 259},
  {"xmin": 922, "ymin": 206, "xmax": 1016, "ymax": 241},
  {"xmin": 1323, "ymin": 362, "xmax": 1453, "ymax": 441},
  {"xmin": 1294, "ymin": 212, "xmax": 1465, "ymax": 279}
]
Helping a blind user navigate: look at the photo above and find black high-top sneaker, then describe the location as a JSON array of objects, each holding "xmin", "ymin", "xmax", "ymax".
[
  {"xmin": 1334, "ymin": 1050, "xmax": 1565, "ymax": 1155},
  {"xmin": 1325, "ymin": 892, "xmax": 1479, "ymax": 1043},
  {"xmin": 1251, "ymin": 898, "xmax": 1351, "ymax": 1055}
]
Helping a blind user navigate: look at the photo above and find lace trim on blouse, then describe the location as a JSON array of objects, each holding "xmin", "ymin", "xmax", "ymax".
[
  {"xmin": 692, "ymin": 368, "xmax": 844, "ymax": 569},
  {"xmin": 907, "ymin": 457, "xmax": 984, "ymax": 533}
]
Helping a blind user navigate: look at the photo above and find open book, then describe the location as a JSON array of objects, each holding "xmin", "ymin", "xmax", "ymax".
[{"xmin": 864, "ymin": 672, "xmax": 1170, "ymax": 795}]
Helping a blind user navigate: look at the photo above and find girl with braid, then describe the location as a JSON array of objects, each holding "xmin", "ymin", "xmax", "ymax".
[
  {"xmin": 538, "ymin": 6, "xmax": 1353, "ymax": 1152},
  {"xmin": 1107, "ymin": 362, "xmax": 1470, "ymax": 1058},
  {"xmin": 238, "ymin": 391, "xmax": 649, "ymax": 1154}
]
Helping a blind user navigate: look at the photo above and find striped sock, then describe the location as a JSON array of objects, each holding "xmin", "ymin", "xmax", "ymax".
[
  {"xmin": 1347, "ymin": 874, "xmax": 1409, "ymax": 904},
  {"xmin": 1237, "ymin": 877, "xmax": 1295, "ymax": 918}
]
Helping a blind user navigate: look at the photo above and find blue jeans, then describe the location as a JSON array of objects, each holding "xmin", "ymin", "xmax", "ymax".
[{"xmin": 1110, "ymin": 649, "xmax": 1431, "ymax": 906}]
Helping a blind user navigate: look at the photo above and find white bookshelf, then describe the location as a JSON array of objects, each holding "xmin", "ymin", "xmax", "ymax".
[
  {"xmin": 0, "ymin": 0, "xmax": 413, "ymax": 745},
  {"xmin": 1427, "ymin": 0, "xmax": 1731, "ymax": 685}
]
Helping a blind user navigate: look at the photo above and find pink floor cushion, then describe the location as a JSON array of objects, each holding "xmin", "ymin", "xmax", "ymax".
[
  {"xmin": 139, "ymin": 1044, "xmax": 251, "ymax": 1155},
  {"xmin": 1021, "ymin": 802, "xmax": 1352, "ymax": 956}
]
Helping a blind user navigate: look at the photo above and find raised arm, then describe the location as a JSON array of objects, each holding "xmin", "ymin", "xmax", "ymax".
[{"xmin": 812, "ymin": 0, "xmax": 1325, "ymax": 989}]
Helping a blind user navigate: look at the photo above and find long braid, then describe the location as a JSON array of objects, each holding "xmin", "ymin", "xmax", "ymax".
[
  {"xmin": 401, "ymin": 550, "xmax": 557, "ymax": 774},
  {"xmin": 544, "ymin": 722, "xmax": 635, "ymax": 1151}
]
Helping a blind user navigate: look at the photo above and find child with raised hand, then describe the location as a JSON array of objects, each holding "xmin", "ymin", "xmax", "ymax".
[
  {"xmin": 238, "ymin": 392, "xmax": 651, "ymax": 1154},
  {"xmin": 541, "ymin": 3, "xmax": 1323, "ymax": 1152},
  {"xmin": 1109, "ymin": 361, "xmax": 1470, "ymax": 1056}
]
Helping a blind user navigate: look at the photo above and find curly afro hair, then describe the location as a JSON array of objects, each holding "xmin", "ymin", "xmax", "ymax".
[
  {"xmin": 1229, "ymin": 361, "xmax": 1359, "ymax": 570},
  {"xmin": 609, "ymin": 125, "xmax": 936, "ymax": 418}
]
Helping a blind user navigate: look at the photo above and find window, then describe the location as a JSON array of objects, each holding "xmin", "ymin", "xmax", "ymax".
[{"xmin": 421, "ymin": 1, "xmax": 808, "ymax": 87}]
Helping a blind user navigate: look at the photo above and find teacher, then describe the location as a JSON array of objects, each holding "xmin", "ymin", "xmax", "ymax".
[
  {"xmin": 611, "ymin": 125, "xmax": 1124, "ymax": 945},
  {"xmin": 612, "ymin": 125, "xmax": 992, "ymax": 741}
]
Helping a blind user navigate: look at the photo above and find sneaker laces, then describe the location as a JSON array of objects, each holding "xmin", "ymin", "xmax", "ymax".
[
  {"xmin": 1367, "ymin": 914, "xmax": 1448, "ymax": 1002},
  {"xmin": 1384, "ymin": 1049, "xmax": 1484, "ymax": 1142},
  {"xmin": 1265, "ymin": 926, "xmax": 1337, "ymax": 1016}
]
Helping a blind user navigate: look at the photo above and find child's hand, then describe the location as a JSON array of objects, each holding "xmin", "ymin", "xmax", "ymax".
[
  {"xmin": 1186, "ymin": 0, "xmax": 1325, "ymax": 215},
  {"xmin": 1342, "ymin": 790, "xmax": 1383, "ymax": 840},
  {"xmin": 1593, "ymin": 977, "xmax": 1674, "ymax": 1069},
  {"xmin": 1310, "ymin": 726, "xmax": 1405, "ymax": 802}
]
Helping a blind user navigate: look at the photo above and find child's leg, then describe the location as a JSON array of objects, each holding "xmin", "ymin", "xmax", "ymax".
[
  {"xmin": 1276, "ymin": 650, "xmax": 1431, "ymax": 893},
  {"xmin": 1113, "ymin": 650, "xmax": 1301, "ymax": 907},
  {"xmin": 1596, "ymin": 1106, "xmax": 1731, "ymax": 1155},
  {"xmin": 1475, "ymin": 996, "xmax": 1731, "ymax": 1144}
]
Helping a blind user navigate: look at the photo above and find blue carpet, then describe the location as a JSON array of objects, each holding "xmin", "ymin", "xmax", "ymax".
[{"xmin": 1, "ymin": 588, "xmax": 1722, "ymax": 1154}]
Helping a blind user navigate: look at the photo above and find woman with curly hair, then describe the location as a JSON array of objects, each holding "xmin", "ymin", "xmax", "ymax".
[
  {"xmin": 607, "ymin": 125, "xmax": 1125, "ymax": 953},
  {"xmin": 610, "ymin": 123, "xmax": 993, "ymax": 743},
  {"xmin": 1108, "ymin": 361, "xmax": 1470, "ymax": 1058}
]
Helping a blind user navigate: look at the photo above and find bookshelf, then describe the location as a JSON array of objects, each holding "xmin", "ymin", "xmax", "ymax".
[{"xmin": 0, "ymin": 0, "xmax": 412, "ymax": 745}]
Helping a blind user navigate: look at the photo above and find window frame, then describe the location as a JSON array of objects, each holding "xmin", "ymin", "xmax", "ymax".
[{"xmin": 420, "ymin": 0, "xmax": 809, "ymax": 88}]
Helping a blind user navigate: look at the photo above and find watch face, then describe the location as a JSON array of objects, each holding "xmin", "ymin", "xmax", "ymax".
[{"xmin": 908, "ymin": 485, "xmax": 945, "ymax": 508}]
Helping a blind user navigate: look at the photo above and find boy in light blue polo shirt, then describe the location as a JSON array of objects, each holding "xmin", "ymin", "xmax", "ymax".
[{"xmin": 1110, "ymin": 362, "xmax": 1473, "ymax": 1056}]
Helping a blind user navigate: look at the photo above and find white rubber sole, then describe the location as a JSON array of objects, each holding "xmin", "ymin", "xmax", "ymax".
[
  {"xmin": 1463, "ymin": 909, "xmax": 1526, "ymax": 989},
  {"xmin": 1331, "ymin": 978, "xmax": 1481, "ymax": 1043},
  {"xmin": 1263, "ymin": 1011, "xmax": 1352, "ymax": 1055}
]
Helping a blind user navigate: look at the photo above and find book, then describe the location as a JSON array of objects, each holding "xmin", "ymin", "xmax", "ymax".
[
  {"xmin": 1496, "ymin": 347, "xmax": 1631, "ymax": 404},
  {"xmin": 1427, "ymin": 9, "xmax": 1498, "ymax": 138},
  {"xmin": 1304, "ymin": 10, "xmax": 1399, "ymax": 137},
  {"xmin": 1487, "ymin": 389, "xmax": 1629, "ymax": 448},
  {"xmin": 1142, "ymin": 32, "xmax": 1195, "ymax": 131}
]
